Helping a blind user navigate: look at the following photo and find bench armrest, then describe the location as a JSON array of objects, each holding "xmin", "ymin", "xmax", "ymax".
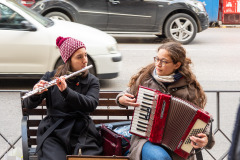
[{"xmin": 22, "ymin": 116, "xmax": 29, "ymax": 160}]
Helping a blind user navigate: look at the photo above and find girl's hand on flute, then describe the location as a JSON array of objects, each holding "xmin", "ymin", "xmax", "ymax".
[
  {"xmin": 33, "ymin": 80, "xmax": 49, "ymax": 94},
  {"xmin": 56, "ymin": 76, "xmax": 67, "ymax": 92}
]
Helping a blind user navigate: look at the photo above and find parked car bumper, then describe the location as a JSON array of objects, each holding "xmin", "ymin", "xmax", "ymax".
[
  {"xmin": 198, "ymin": 12, "xmax": 209, "ymax": 32},
  {"xmin": 93, "ymin": 52, "xmax": 122, "ymax": 79}
]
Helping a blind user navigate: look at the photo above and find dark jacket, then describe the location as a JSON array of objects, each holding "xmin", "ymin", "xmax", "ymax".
[
  {"xmin": 116, "ymin": 75, "xmax": 215, "ymax": 160},
  {"xmin": 228, "ymin": 103, "xmax": 240, "ymax": 160},
  {"xmin": 23, "ymin": 70, "xmax": 103, "ymax": 157}
]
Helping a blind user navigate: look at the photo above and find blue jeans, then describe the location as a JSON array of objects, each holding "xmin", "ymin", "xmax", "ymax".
[{"xmin": 142, "ymin": 141, "xmax": 172, "ymax": 160}]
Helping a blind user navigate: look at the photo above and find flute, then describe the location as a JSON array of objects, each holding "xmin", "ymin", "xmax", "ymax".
[{"xmin": 21, "ymin": 65, "xmax": 93, "ymax": 100}]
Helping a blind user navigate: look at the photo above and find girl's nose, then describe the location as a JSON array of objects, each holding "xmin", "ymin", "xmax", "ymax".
[{"xmin": 83, "ymin": 56, "xmax": 88, "ymax": 63}]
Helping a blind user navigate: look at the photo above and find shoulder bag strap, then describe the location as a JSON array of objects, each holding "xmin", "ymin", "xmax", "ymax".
[{"xmin": 119, "ymin": 135, "xmax": 131, "ymax": 154}]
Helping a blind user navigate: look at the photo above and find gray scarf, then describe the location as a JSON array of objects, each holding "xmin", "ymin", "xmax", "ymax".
[{"xmin": 152, "ymin": 68, "xmax": 175, "ymax": 83}]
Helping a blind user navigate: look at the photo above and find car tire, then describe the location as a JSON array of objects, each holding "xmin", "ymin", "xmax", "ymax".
[
  {"xmin": 54, "ymin": 57, "xmax": 97, "ymax": 76},
  {"xmin": 45, "ymin": 12, "xmax": 71, "ymax": 21},
  {"xmin": 164, "ymin": 13, "xmax": 197, "ymax": 44}
]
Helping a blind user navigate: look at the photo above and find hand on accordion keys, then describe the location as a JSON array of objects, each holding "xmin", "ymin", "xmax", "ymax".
[
  {"xmin": 190, "ymin": 133, "xmax": 208, "ymax": 149},
  {"xmin": 118, "ymin": 93, "xmax": 140, "ymax": 107}
]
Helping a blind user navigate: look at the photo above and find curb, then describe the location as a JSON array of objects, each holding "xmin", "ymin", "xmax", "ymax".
[
  {"xmin": 209, "ymin": 25, "xmax": 240, "ymax": 28},
  {"xmin": 208, "ymin": 21, "xmax": 240, "ymax": 28},
  {"xmin": 219, "ymin": 25, "xmax": 240, "ymax": 28}
]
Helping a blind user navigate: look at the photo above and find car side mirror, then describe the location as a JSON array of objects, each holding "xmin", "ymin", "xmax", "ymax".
[{"xmin": 21, "ymin": 20, "xmax": 37, "ymax": 31}]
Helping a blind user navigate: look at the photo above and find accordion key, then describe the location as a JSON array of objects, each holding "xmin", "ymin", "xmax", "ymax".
[{"xmin": 130, "ymin": 86, "xmax": 212, "ymax": 159}]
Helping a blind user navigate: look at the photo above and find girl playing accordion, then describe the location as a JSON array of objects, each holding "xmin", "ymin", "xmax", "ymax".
[{"xmin": 116, "ymin": 42, "xmax": 215, "ymax": 160}]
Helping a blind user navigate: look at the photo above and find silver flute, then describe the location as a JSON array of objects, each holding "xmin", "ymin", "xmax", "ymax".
[{"xmin": 21, "ymin": 65, "xmax": 93, "ymax": 100}]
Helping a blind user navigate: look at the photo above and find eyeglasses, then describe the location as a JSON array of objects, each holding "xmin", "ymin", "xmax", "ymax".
[{"xmin": 153, "ymin": 57, "xmax": 172, "ymax": 66}]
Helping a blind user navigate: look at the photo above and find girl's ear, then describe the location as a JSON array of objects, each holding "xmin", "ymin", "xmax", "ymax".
[{"xmin": 174, "ymin": 62, "xmax": 181, "ymax": 70}]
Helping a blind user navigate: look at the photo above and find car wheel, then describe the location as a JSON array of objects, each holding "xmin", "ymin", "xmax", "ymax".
[
  {"xmin": 164, "ymin": 13, "xmax": 197, "ymax": 44},
  {"xmin": 45, "ymin": 12, "xmax": 71, "ymax": 21}
]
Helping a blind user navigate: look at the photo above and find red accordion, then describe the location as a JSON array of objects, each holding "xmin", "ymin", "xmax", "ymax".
[{"xmin": 130, "ymin": 86, "xmax": 212, "ymax": 159}]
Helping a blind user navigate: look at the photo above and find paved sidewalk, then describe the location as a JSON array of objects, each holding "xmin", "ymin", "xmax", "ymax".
[{"xmin": 0, "ymin": 91, "xmax": 23, "ymax": 159}]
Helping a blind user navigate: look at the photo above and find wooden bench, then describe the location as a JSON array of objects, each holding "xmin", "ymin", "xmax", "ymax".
[{"xmin": 21, "ymin": 91, "xmax": 134, "ymax": 160}]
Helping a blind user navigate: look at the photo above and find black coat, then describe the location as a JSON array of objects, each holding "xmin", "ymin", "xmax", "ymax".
[
  {"xmin": 229, "ymin": 103, "xmax": 240, "ymax": 160},
  {"xmin": 23, "ymin": 71, "xmax": 103, "ymax": 158}
]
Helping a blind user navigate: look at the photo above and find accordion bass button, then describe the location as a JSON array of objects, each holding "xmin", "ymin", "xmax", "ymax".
[{"xmin": 204, "ymin": 111, "xmax": 209, "ymax": 114}]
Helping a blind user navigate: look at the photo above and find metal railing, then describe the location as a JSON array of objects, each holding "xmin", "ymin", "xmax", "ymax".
[
  {"xmin": 0, "ymin": 134, "xmax": 21, "ymax": 160},
  {"xmin": 1, "ymin": 90, "xmax": 239, "ymax": 160},
  {"xmin": 203, "ymin": 91, "xmax": 240, "ymax": 160}
]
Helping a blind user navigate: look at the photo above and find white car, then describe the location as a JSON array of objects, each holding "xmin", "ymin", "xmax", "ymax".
[{"xmin": 0, "ymin": 0, "xmax": 122, "ymax": 79}]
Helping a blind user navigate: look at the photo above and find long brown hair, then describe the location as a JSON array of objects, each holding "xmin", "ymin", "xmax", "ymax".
[
  {"xmin": 54, "ymin": 60, "xmax": 71, "ymax": 78},
  {"xmin": 128, "ymin": 63, "xmax": 155, "ymax": 97},
  {"xmin": 128, "ymin": 42, "xmax": 206, "ymax": 108},
  {"xmin": 54, "ymin": 58, "xmax": 88, "ymax": 79}
]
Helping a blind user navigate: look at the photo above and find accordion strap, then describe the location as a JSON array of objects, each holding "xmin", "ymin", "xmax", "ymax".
[
  {"xmin": 208, "ymin": 120, "xmax": 213, "ymax": 146},
  {"xmin": 195, "ymin": 149, "xmax": 203, "ymax": 160},
  {"xmin": 194, "ymin": 120, "xmax": 213, "ymax": 160}
]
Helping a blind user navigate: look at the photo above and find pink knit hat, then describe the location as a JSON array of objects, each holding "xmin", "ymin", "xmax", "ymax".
[{"xmin": 56, "ymin": 36, "xmax": 86, "ymax": 63}]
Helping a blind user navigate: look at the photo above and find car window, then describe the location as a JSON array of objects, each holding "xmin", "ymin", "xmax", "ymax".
[
  {"xmin": 0, "ymin": 3, "xmax": 26, "ymax": 29},
  {"xmin": 5, "ymin": 0, "xmax": 53, "ymax": 28}
]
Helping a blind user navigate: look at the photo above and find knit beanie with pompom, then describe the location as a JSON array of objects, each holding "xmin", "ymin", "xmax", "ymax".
[{"xmin": 56, "ymin": 36, "xmax": 86, "ymax": 63}]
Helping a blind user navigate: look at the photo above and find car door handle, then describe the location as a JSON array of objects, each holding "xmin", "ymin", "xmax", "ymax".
[{"xmin": 109, "ymin": 0, "xmax": 120, "ymax": 5}]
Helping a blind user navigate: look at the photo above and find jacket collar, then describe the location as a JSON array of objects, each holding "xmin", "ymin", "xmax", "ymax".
[
  {"xmin": 78, "ymin": 72, "xmax": 90, "ymax": 85},
  {"xmin": 167, "ymin": 77, "xmax": 188, "ymax": 89},
  {"xmin": 147, "ymin": 75, "xmax": 188, "ymax": 94},
  {"xmin": 67, "ymin": 70, "xmax": 89, "ymax": 85}
]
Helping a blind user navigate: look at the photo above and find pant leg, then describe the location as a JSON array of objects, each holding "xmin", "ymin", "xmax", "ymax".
[
  {"xmin": 38, "ymin": 137, "xmax": 67, "ymax": 160},
  {"xmin": 142, "ymin": 141, "xmax": 172, "ymax": 160}
]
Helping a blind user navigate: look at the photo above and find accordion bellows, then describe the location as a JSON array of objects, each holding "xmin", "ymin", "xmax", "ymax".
[{"xmin": 130, "ymin": 86, "xmax": 212, "ymax": 159}]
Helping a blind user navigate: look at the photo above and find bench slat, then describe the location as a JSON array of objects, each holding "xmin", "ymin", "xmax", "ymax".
[
  {"xmin": 93, "ymin": 119, "xmax": 131, "ymax": 124},
  {"xmin": 98, "ymin": 99, "xmax": 118, "ymax": 106},
  {"xmin": 28, "ymin": 120, "xmax": 41, "ymax": 126},
  {"xmin": 39, "ymin": 101, "xmax": 46, "ymax": 106},
  {"xmin": 28, "ymin": 129, "xmax": 37, "ymax": 136},
  {"xmin": 28, "ymin": 139, "xmax": 36, "ymax": 146},
  {"xmin": 99, "ymin": 92, "xmax": 119, "ymax": 98},
  {"xmin": 91, "ymin": 109, "xmax": 133, "ymax": 116},
  {"xmin": 26, "ymin": 108, "xmax": 133, "ymax": 127},
  {"xmin": 24, "ymin": 108, "xmax": 133, "ymax": 117},
  {"xmin": 23, "ymin": 108, "xmax": 47, "ymax": 115}
]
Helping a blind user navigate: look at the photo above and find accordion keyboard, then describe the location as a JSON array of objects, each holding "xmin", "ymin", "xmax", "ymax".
[{"xmin": 130, "ymin": 87, "xmax": 156, "ymax": 137}]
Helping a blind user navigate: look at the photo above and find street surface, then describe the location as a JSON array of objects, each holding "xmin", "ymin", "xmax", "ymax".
[{"xmin": 1, "ymin": 28, "xmax": 240, "ymax": 159}]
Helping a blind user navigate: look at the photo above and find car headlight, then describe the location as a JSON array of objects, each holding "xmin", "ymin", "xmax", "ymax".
[
  {"xmin": 186, "ymin": 1, "xmax": 206, "ymax": 13},
  {"xmin": 107, "ymin": 43, "xmax": 118, "ymax": 53}
]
